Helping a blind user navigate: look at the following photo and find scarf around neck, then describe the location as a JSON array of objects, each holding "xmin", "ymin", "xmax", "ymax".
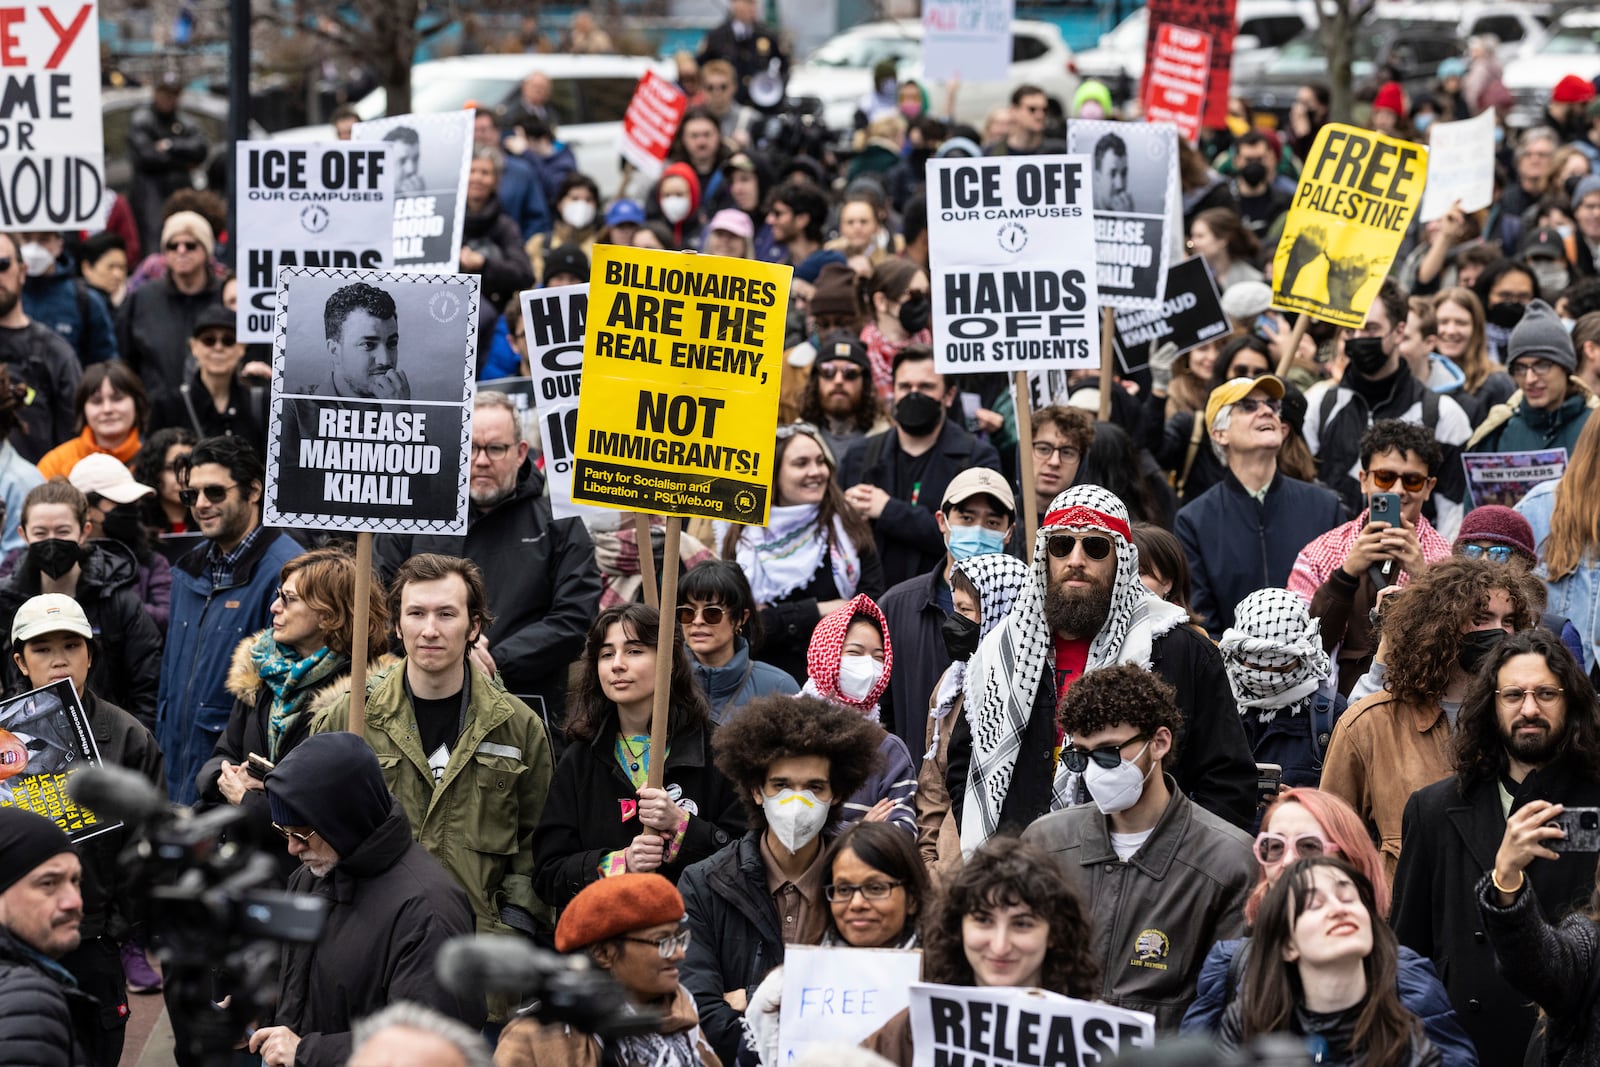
[
  {"xmin": 959, "ymin": 485, "xmax": 1186, "ymax": 853},
  {"xmin": 725, "ymin": 504, "xmax": 862, "ymax": 605},
  {"xmin": 250, "ymin": 632, "xmax": 347, "ymax": 760}
]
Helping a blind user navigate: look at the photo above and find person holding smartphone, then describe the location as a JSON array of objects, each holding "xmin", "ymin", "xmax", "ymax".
[{"xmin": 1289, "ymin": 420, "xmax": 1456, "ymax": 695}]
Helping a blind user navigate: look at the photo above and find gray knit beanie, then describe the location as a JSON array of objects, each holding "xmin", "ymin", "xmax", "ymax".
[{"xmin": 1507, "ymin": 299, "xmax": 1577, "ymax": 372}]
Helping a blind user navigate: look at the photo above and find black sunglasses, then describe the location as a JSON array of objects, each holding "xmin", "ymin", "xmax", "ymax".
[
  {"xmin": 1045, "ymin": 534, "xmax": 1113, "ymax": 560},
  {"xmin": 178, "ymin": 483, "xmax": 238, "ymax": 507},
  {"xmin": 1060, "ymin": 733, "xmax": 1149, "ymax": 774},
  {"xmin": 1233, "ymin": 396, "xmax": 1282, "ymax": 416},
  {"xmin": 166, "ymin": 240, "xmax": 201, "ymax": 253}
]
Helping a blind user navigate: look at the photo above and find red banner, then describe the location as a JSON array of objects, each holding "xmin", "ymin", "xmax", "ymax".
[
  {"xmin": 1142, "ymin": 0, "xmax": 1236, "ymax": 130},
  {"xmin": 1143, "ymin": 23, "xmax": 1211, "ymax": 143},
  {"xmin": 619, "ymin": 70, "xmax": 688, "ymax": 179}
]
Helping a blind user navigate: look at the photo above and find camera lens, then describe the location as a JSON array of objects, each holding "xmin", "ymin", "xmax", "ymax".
[{"xmin": 1581, "ymin": 811, "xmax": 1598, "ymax": 830}]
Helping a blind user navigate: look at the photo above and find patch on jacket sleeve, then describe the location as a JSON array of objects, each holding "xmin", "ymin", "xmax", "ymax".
[{"xmin": 620, "ymin": 798, "xmax": 638, "ymax": 822}]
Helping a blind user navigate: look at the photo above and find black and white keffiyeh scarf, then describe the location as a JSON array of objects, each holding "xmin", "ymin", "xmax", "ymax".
[
  {"xmin": 927, "ymin": 553, "xmax": 1032, "ymax": 756},
  {"xmin": 1218, "ymin": 587, "xmax": 1330, "ymax": 722},
  {"xmin": 959, "ymin": 485, "xmax": 1188, "ymax": 852}
]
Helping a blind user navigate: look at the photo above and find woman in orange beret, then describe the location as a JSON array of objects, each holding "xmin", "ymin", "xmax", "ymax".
[{"xmin": 494, "ymin": 872, "xmax": 721, "ymax": 1066}]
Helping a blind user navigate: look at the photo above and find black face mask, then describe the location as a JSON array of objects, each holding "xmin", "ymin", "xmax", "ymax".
[
  {"xmin": 27, "ymin": 538, "xmax": 83, "ymax": 580},
  {"xmin": 1239, "ymin": 161, "xmax": 1269, "ymax": 186},
  {"xmin": 1486, "ymin": 301, "xmax": 1527, "ymax": 330},
  {"xmin": 894, "ymin": 391, "xmax": 943, "ymax": 436},
  {"xmin": 1344, "ymin": 336, "xmax": 1389, "ymax": 376},
  {"xmin": 898, "ymin": 293, "xmax": 931, "ymax": 335},
  {"xmin": 99, "ymin": 507, "xmax": 145, "ymax": 547},
  {"xmin": 1457, "ymin": 628, "xmax": 1507, "ymax": 675},
  {"xmin": 941, "ymin": 611, "xmax": 981, "ymax": 661}
]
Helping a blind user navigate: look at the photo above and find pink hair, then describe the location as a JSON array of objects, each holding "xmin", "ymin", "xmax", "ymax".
[{"xmin": 1244, "ymin": 787, "xmax": 1392, "ymax": 926}]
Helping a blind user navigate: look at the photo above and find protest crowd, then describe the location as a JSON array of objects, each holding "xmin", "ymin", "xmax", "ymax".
[{"xmin": 13, "ymin": 2, "xmax": 1600, "ymax": 1067}]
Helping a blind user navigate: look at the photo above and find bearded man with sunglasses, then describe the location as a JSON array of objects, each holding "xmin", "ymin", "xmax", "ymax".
[
  {"xmin": 155, "ymin": 435, "xmax": 302, "ymax": 804},
  {"xmin": 250, "ymin": 732, "xmax": 482, "ymax": 1067},
  {"xmin": 1289, "ymin": 420, "xmax": 1453, "ymax": 695},
  {"xmin": 1175, "ymin": 374, "xmax": 1345, "ymax": 637},
  {"xmin": 947, "ymin": 484, "xmax": 1258, "ymax": 846},
  {"xmin": 1022, "ymin": 664, "xmax": 1256, "ymax": 1032}
]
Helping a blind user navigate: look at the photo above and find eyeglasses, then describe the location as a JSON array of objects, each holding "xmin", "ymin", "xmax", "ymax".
[
  {"xmin": 1497, "ymin": 685, "xmax": 1564, "ymax": 709},
  {"xmin": 1232, "ymin": 396, "xmax": 1282, "ymax": 416},
  {"xmin": 1060, "ymin": 733, "xmax": 1148, "ymax": 774},
  {"xmin": 1365, "ymin": 469, "xmax": 1429, "ymax": 492},
  {"xmin": 195, "ymin": 331, "xmax": 234, "ymax": 347},
  {"xmin": 1510, "ymin": 358, "xmax": 1557, "ymax": 379},
  {"xmin": 825, "ymin": 879, "xmax": 905, "ymax": 902},
  {"xmin": 1460, "ymin": 543, "xmax": 1515, "ymax": 563},
  {"xmin": 1045, "ymin": 534, "xmax": 1113, "ymax": 560},
  {"xmin": 623, "ymin": 927, "xmax": 692, "ymax": 958},
  {"xmin": 272, "ymin": 823, "xmax": 318, "ymax": 845},
  {"xmin": 470, "ymin": 442, "xmax": 514, "ymax": 460},
  {"xmin": 1032, "ymin": 442, "xmax": 1081, "ymax": 462},
  {"xmin": 817, "ymin": 364, "xmax": 863, "ymax": 382},
  {"xmin": 165, "ymin": 240, "xmax": 201, "ymax": 253},
  {"xmin": 1226, "ymin": 365, "xmax": 1268, "ymax": 380},
  {"xmin": 676, "ymin": 604, "xmax": 727, "ymax": 626},
  {"xmin": 177, "ymin": 483, "xmax": 238, "ymax": 506},
  {"xmin": 274, "ymin": 586, "xmax": 300, "ymax": 605},
  {"xmin": 1253, "ymin": 830, "xmax": 1334, "ymax": 866},
  {"xmin": 1020, "ymin": 104, "xmax": 1046, "ymax": 114}
]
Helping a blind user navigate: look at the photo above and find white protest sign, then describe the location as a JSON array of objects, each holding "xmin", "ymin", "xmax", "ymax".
[
  {"xmin": 520, "ymin": 283, "xmax": 590, "ymax": 520},
  {"xmin": 1067, "ymin": 119, "xmax": 1179, "ymax": 311},
  {"xmin": 265, "ymin": 267, "xmax": 479, "ymax": 534},
  {"xmin": 778, "ymin": 945, "xmax": 922, "ymax": 1064},
  {"xmin": 909, "ymin": 983, "xmax": 1154, "ymax": 1066},
  {"xmin": 0, "ymin": 0, "xmax": 104, "ymax": 228},
  {"xmin": 1419, "ymin": 108, "xmax": 1495, "ymax": 222},
  {"xmin": 353, "ymin": 110, "xmax": 474, "ymax": 273},
  {"xmin": 922, "ymin": 0, "xmax": 1013, "ymax": 83},
  {"xmin": 928, "ymin": 155, "xmax": 1100, "ymax": 374},
  {"xmin": 235, "ymin": 142, "xmax": 396, "ymax": 343}
]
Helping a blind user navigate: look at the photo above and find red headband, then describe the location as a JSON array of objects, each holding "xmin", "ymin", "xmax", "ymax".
[{"xmin": 1041, "ymin": 505, "xmax": 1131, "ymax": 543}]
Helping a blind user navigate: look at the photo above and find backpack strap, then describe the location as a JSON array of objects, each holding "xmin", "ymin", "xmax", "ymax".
[
  {"xmin": 1176, "ymin": 414, "xmax": 1205, "ymax": 496},
  {"xmin": 1317, "ymin": 388, "xmax": 1339, "ymax": 440},
  {"xmin": 1419, "ymin": 387, "xmax": 1439, "ymax": 433},
  {"xmin": 1224, "ymin": 939, "xmax": 1252, "ymax": 1005}
]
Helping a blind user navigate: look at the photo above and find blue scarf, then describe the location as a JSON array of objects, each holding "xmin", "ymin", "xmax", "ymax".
[{"xmin": 250, "ymin": 633, "xmax": 347, "ymax": 760}]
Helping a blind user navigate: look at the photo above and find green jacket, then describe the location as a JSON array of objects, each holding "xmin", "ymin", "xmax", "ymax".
[{"xmin": 310, "ymin": 662, "xmax": 554, "ymax": 936}]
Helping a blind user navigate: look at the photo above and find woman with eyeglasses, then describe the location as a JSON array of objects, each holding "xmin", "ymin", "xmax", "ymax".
[
  {"xmin": 496, "ymin": 872, "xmax": 720, "ymax": 1067},
  {"xmin": 714, "ymin": 424, "xmax": 882, "ymax": 685},
  {"xmin": 35, "ymin": 361, "xmax": 149, "ymax": 481},
  {"xmin": 532, "ymin": 604, "xmax": 745, "ymax": 908},
  {"xmin": 679, "ymin": 560, "xmax": 798, "ymax": 725},
  {"xmin": 1516, "ymin": 411, "xmax": 1600, "ymax": 674},
  {"xmin": 130, "ymin": 426, "xmax": 195, "ymax": 537},
  {"xmin": 742, "ymin": 821, "xmax": 931, "ymax": 1064},
  {"xmin": 1217, "ymin": 856, "xmax": 1442, "ymax": 1066},
  {"xmin": 1181, "ymin": 788, "xmax": 1474, "ymax": 1066},
  {"xmin": 195, "ymin": 546, "xmax": 388, "ymax": 875},
  {"xmin": 859, "ymin": 836, "xmax": 1100, "ymax": 1065},
  {"xmin": 799, "ymin": 594, "xmax": 917, "ymax": 836}
]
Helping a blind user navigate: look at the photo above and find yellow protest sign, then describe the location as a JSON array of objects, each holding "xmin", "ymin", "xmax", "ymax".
[
  {"xmin": 571, "ymin": 245, "xmax": 791, "ymax": 525},
  {"xmin": 1272, "ymin": 123, "xmax": 1427, "ymax": 329}
]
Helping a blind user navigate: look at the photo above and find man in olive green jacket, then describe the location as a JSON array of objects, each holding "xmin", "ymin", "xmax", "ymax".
[{"xmin": 310, "ymin": 553, "xmax": 554, "ymax": 955}]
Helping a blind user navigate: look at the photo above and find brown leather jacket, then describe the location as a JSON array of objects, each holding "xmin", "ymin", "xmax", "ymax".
[
  {"xmin": 493, "ymin": 985, "xmax": 721, "ymax": 1067},
  {"xmin": 1319, "ymin": 689, "xmax": 1455, "ymax": 881},
  {"xmin": 915, "ymin": 685, "xmax": 963, "ymax": 886}
]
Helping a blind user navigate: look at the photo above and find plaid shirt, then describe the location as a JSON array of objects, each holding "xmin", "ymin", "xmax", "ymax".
[
  {"xmin": 1288, "ymin": 509, "xmax": 1453, "ymax": 602},
  {"xmin": 207, "ymin": 524, "xmax": 265, "ymax": 589}
]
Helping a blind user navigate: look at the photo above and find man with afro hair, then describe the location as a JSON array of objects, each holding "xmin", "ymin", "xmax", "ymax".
[
  {"xmin": 676, "ymin": 693, "xmax": 885, "ymax": 1063},
  {"xmin": 1022, "ymin": 664, "xmax": 1255, "ymax": 1031}
]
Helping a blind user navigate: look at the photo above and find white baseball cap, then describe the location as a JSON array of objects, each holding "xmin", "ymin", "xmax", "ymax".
[
  {"xmin": 69, "ymin": 454, "xmax": 154, "ymax": 505},
  {"xmin": 12, "ymin": 594, "xmax": 93, "ymax": 645}
]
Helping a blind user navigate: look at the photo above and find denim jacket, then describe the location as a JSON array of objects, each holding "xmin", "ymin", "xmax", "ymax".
[{"xmin": 1518, "ymin": 478, "xmax": 1600, "ymax": 672}]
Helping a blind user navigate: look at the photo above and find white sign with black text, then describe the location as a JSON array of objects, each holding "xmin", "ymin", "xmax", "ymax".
[{"xmin": 353, "ymin": 110, "xmax": 474, "ymax": 273}]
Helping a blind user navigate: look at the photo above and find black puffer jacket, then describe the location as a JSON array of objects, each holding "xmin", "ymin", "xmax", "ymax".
[
  {"xmin": 531, "ymin": 716, "xmax": 744, "ymax": 907},
  {"xmin": 0, "ymin": 540, "xmax": 164, "ymax": 727},
  {"xmin": 679, "ymin": 832, "xmax": 787, "ymax": 1065},
  {"xmin": 375, "ymin": 462, "xmax": 601, "ymax": 734},
  {"xmin": 75, "ymin": 691, "xmax": 163, "ymax": 943},
  {"xmin": 116, "ymin": 274, "xmax": 223, "ymax": 406},
  {"xmin": 462, "ymin": 194, "xmax": 535, "ymax": 361},
  {"xmin": 0, "ymin": 926, "xmax": 100, "ymax": 1067},
  {"xmin": 269, "ymin": 802, "xmax": 484, "ymax": 1066}
]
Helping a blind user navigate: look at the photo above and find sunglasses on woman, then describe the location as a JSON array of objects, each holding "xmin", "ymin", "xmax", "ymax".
[
  {"xmin": 1045, "ymin": 534, "xmax": 1113, "ymax": 560},
  {"xmin": 1253, "ymin": 830, "xmax": 1335, "ymax": 865},
  {"xmin": 1366, "ymin": 469, "xmax": 1428, "ymax": 492},
  {"xmin": 676, "ymin": 604, "xmax": 727, "ymax": 625}
]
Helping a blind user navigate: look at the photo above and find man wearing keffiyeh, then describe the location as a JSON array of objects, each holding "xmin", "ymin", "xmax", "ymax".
[
  {"xmin": 945, "ymin": 485, "xmax": 1258, "ymax": 851},
  {"xmin": 1219, "ymin": 587, "xmax": 1345, "ymax": 792}
]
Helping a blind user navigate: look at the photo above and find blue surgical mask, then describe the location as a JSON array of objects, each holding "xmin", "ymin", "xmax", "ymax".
[
  {"xmin": 1414, "ymin": 113, "xmax": 1435, "ymax": 134},
  {"xmin": 947, "ymin": 524, "xmax": 1007, "ymax": 561}
]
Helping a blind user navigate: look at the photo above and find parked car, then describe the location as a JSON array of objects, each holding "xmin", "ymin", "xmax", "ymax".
[
  {"xmin": 1370, "ymin": 1, "xmax": 1550, "ymax": 56},
  {"xmin": 1243, "ymin": 23, "xmax": 1464, "ymax": 123},
  {"xmin": 785, "ymin": 18, "xmax": 1079, "ymax": 140},
  {"xmin": 1503, "ymin": 9, "xmax": 1600, "ymax": 129},
  {"xmin": 271, "ymin": 54, "xmax": 672, "ymax": 194},
  {"xmin": 1071, "ymin": 0, "xmax": 1320, "ymax": 103}
]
